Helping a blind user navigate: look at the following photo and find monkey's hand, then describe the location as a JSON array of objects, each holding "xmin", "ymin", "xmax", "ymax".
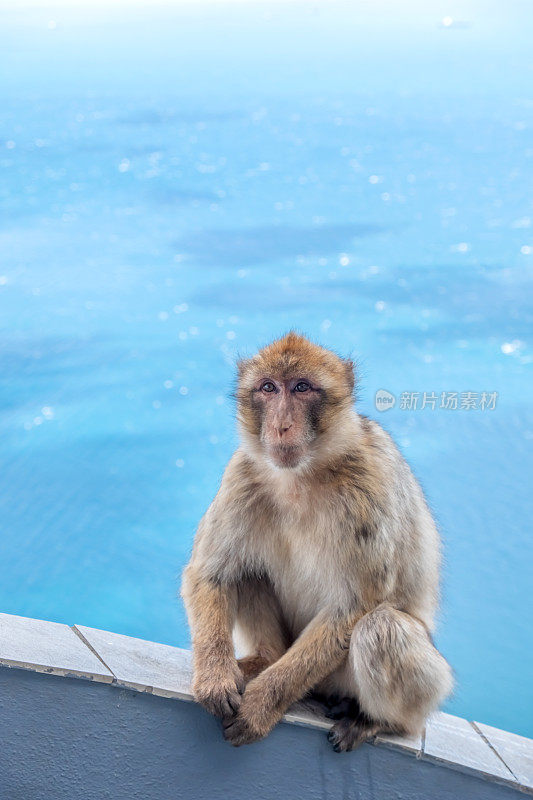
[
  {"xmin": 192, "ymin": 660, "xmax": 245, "ymax": 719},
  {"xmin": 222, "ymin": 675, "xmax": 281, "ymax": 746}
]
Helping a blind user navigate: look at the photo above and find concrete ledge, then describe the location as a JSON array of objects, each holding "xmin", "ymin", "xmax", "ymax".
[
  {"xmin": 0, "ymin": 612, "xmax": 531, "ymax": 798},
  {"xmin": 0, "ymin": 613, "xmax": 113, "ymax": 682},
  {"xmin": 73, "ymin": 624, "xmax": 193, "ymax": 699}
]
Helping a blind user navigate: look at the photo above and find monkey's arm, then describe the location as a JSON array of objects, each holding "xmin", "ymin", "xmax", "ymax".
[
  {"xmin": 181, "ymin": 564, "xmax": 244, "ymax": 717},
  {"xmin": 223, "ymin": 608, "xmax": 360, "ymax": 746}
]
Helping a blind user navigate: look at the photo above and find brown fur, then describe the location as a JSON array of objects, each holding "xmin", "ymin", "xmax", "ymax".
[{"xmin": 181, "ymin": 333, "xmax": 453, "ymax": 750}]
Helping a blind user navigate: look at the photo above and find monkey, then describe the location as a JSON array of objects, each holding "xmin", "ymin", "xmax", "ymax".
[{"xmin": 181, "ymin": 332, "xmax": 453, "ymax": 751}]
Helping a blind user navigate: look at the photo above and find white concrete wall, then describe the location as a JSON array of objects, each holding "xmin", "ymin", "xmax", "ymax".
[{"xmin": 0, "ymin": 612, "xmax": 531, "ymax": 799}]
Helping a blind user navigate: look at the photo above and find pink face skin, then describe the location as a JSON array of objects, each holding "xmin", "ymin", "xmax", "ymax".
[{"xmin": 252, "ymin": 377, "xmax": 324, "ymax": 468}]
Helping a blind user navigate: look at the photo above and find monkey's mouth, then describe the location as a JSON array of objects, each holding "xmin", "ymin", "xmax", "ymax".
[{"xmin": 268, "ymin": 444, "xmax": 305, "ymax": 469}]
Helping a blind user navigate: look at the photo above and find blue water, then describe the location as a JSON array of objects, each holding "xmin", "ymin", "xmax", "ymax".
[{"xmin": 1, "ymin": 1, "xmax": 532, "ymax": 736}]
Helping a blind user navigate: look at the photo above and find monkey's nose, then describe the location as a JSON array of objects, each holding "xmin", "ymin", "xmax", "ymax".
[{"xmin": 278, "ymin": 424, "xmax": 292, "ymax": 436}]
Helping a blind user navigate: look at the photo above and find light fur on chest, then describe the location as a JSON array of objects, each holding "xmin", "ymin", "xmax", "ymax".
[{"xmin": 255, "ymin": 476, "xmax": 357, "ymax": 634}]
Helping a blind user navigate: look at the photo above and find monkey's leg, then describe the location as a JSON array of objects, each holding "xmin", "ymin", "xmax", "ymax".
[
  {"xmin": 234, "ymin": 577, "xmax": 291, "ymax": 683},
  {"xmin": 328, "ymin": 604, "xmax": 453, "ymax": 752},
  {"xmin": 223, "ymin": 610, "xmax": 359, "ymax": 746},
  {"xmin": 181, "ymin": 565, "xmax": 244, "ymax": 718}
]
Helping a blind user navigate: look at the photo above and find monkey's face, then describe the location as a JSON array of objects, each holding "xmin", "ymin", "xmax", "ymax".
[
  {"xmin": 250, "ymin": 376, "xmax": 324, "ymax": 468},
  {"xmin": 237, "ymin": 333, "xmax": 355, "ymax": 470}
]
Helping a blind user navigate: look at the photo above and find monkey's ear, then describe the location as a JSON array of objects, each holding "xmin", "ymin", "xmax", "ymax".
[
  {"xmin": 344, "ymin": 359, "xmax": 356, "ymax": 393},
  {"xmin": 237, "ymin": 357, "xmax": 251, "ymax": 379}
]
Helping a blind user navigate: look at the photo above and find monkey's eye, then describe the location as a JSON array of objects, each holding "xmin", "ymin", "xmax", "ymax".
[
  {"xmin": 294, "ymin": 381, "xmax": 310, "ymax": 393},
  {"xmin": 261, "ymin": 381, "xmax": 276, "ymax": 393}
]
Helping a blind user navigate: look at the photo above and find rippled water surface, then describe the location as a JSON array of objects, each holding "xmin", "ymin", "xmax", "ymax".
[{"xmin": 1, "ymin": 1, "xmax": 532, "ymax": 736}]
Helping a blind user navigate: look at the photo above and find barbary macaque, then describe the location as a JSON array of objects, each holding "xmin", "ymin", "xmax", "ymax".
[{"xmin": 181, "ymin": 333, "xmax": 452, "ymax": 750}]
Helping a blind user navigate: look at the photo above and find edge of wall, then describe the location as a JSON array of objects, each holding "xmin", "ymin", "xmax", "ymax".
[{"xmin": 0, "ymin": 611, "xmax": 531, "ymax": 795}]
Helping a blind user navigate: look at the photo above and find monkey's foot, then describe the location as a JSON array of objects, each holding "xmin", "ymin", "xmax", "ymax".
[
  {"xmin": 327, "ymin": 714, "xmax": 380, "ymax": 753},
  {"xmin": 323, "ymin": 695, "xmax": 361, "ymax": 721}
]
